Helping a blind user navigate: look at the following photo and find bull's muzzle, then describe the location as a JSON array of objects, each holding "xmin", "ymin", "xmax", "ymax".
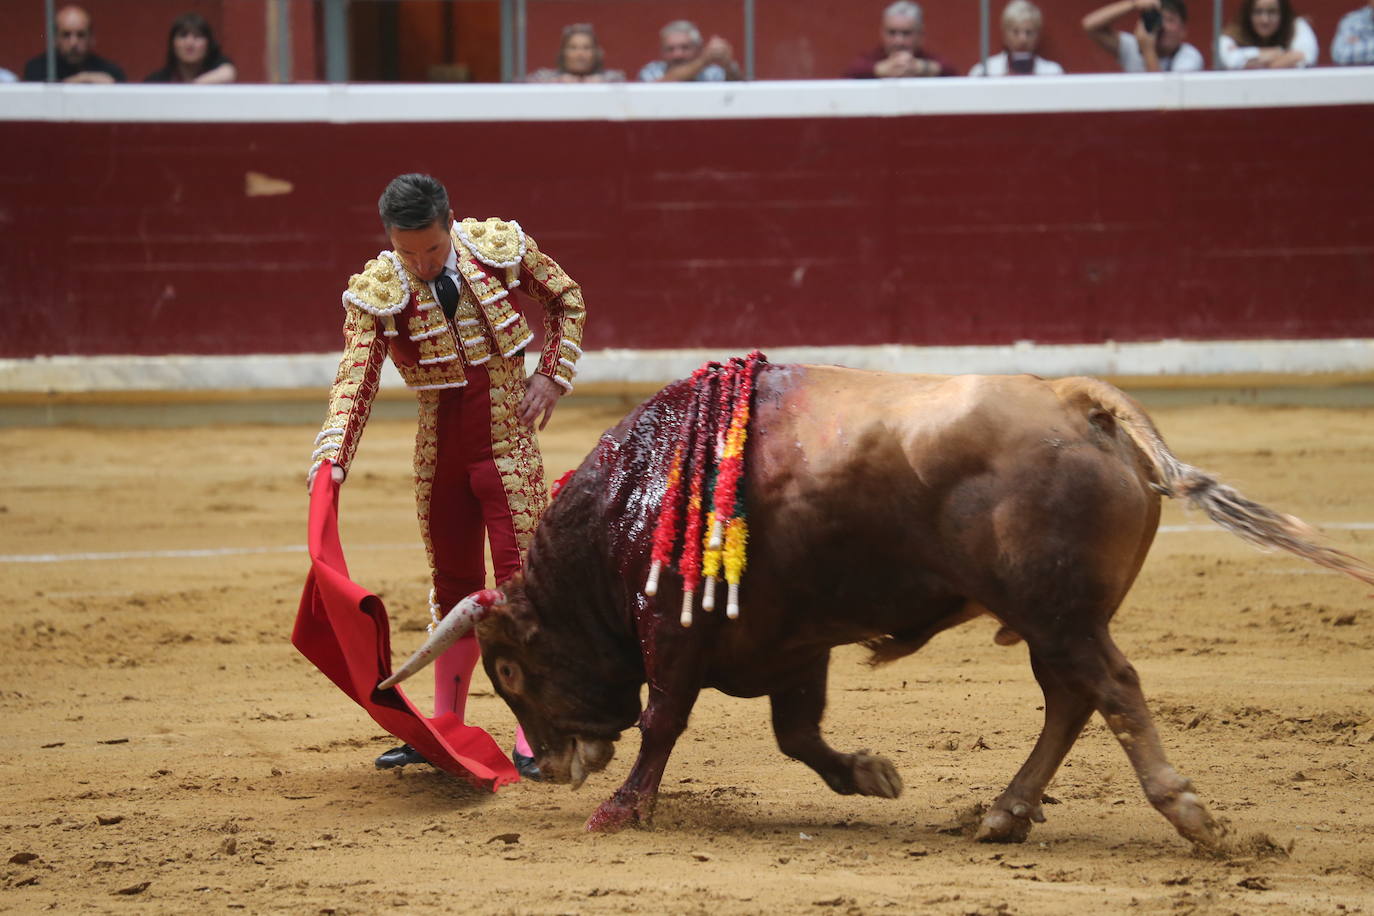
[
  {"xmin": 541, "ymin": 737, "xmax": 616, "ymax": 790},
  {"xmin": 376, "ymin": 589, "xmax": 503, "ymax": 690}
]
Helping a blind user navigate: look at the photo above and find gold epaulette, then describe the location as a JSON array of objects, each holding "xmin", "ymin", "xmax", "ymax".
[
  {"xmin": 341, "ymin": 250, "xmax": 410, "ymax": 317},
  {"xmin": 456, "ymin": 217, "xmax": 527, "ymax": 269}
]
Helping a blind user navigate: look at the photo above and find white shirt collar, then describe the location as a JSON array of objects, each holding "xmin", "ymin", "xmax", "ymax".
[
  {"xmin": 443, "ymin": 221, "xmax": 459, "ymax": 275},
  {"xmin": 426, "ymin": 227, "xmax": 459, "ymax": 297}
]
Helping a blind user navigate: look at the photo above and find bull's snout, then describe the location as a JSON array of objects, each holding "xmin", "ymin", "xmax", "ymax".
[{"xmin": 538, "ymin": 737, "xmax": 615, "ymax": 790}]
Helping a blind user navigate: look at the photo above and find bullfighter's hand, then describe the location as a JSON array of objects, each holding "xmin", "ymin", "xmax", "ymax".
[
  {"xmin": 307, "ymin": 463, "xmax": 346, "ymax": 494},
  {"xmin": 519, "ymin": 372, "xmax": 564, "ymax": 431}
]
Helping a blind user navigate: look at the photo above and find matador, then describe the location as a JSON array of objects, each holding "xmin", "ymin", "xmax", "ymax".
[{"xmin": 308, "ymin": 173, "xmax": 586, "ymax": 776}]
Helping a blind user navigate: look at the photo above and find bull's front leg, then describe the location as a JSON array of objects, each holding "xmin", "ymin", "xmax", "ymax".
[
  {"xmin": 770, "ymin": 652, "xmax": 902, "ymax": 799},
  {"xmin": 586, "ymin": 609, "xmax": 705, "ymax": 833}
]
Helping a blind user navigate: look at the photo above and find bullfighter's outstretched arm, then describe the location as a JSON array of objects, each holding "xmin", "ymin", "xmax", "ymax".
[
  {"xmin": 309, "ymin": 256, "xmax": 402, "ymax": 487},
  {"xmin": 309, "ymin": 305, "xmax": 387, "ymax": 487}
]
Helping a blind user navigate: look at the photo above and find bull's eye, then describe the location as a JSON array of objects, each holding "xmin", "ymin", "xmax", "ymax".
[{"xmin": 496, "ymin": 660, "xmax": 523, "ymax": 695}]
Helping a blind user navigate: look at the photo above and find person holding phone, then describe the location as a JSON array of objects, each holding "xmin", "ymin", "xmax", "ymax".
[
  {"xmin": 970, "ymin": 0, "xmax": 1064, "ymax": 76},
  {"xmin": 1082, "ymin": 0, "xmax": 1205, "ymax": 72}
]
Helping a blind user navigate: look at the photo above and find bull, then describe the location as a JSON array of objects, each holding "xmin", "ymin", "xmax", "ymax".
[{"xmin": 380, "ymin": 362, "xmax": 1374, "ymax": 848}]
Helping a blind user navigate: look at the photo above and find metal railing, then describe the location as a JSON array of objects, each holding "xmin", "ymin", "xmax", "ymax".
[{"xmin": 24, "ymin": 0, "xmax": 1239, "ymax": 84}]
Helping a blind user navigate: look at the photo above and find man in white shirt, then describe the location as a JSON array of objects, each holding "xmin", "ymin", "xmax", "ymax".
[
  {"xmin": 638, "ymin": 20, "xmax": 741, "ymax": 82},
  {"xmin": 1082, "ymin": 0, "xmax": 1205, "ymax": 72}
]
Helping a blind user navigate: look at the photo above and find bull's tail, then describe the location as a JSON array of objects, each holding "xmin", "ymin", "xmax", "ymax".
[{"xmin": 1056, "ymin": 376, "xmax": 1374, "ymax": 588}]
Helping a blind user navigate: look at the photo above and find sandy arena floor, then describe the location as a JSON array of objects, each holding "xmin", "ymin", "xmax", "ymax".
[{"xmin": 2, "ymin": 392, "xmax": 1372, "ymax": 915}]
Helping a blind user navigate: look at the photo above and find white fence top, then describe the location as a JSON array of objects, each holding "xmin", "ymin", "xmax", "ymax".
[{"xmin": 2, "ymin": 68, "xmax": 1373, "ymax": 123}]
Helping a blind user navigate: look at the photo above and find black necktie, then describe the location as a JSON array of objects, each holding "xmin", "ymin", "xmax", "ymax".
[{"xmin": 435, "ymin": 273, "xmax": 459, "ymax": 320}]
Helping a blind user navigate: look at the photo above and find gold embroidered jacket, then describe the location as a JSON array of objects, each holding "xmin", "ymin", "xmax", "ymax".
[{"xmin": 310, "ymin": 218, "xmax": 587, "ymax": 478}]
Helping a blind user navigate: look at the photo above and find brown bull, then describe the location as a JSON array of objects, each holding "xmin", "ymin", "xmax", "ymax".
[{"xmin": 382, "ymin": 363, "xmax": 1374, "ymax": 847}]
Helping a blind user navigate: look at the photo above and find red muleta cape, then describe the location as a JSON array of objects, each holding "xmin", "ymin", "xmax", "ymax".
[{"xmin": 292, "ymin": 459, "xmax": 519, "ymax": 790}]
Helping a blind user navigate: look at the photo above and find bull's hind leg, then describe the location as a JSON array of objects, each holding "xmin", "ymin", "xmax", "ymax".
[
  {"xmin": 976, "ymin": 653, "xmax": 1094, "ymax": 843},
  {"xmin": 979, "ymin": 629, "xmax": 1220, "ymax": 849},
  {"xmin": 770, "ymin": 653, "xmax": 902, "ymax": 799}
]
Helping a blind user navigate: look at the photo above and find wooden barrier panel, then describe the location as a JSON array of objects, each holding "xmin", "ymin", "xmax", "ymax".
[{"xmin": 2, "ymin": 78, "xmax": 1370, "ymax": 360}]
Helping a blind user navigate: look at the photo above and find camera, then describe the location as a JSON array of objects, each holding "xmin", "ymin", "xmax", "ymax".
[{"xmin": 1140, "ymin": 7, "xmax": 1162, "ymax": 33}]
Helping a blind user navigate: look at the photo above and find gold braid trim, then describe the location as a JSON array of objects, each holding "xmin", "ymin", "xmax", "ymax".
[
  {"xmin": 456, "ymin": 217, "xmax": 526, "ymax": 268},
  {"xmin": 413, "ymin": 389, "xmax": 442, "ymax": 575},
  {"xmin": 520, "ymin": 233, "xmax": 587, "ymax": 392},
  {"xmin": 487, "ymin": 356, "xmax": 548, "ymax": 558},
  {"xmin": 311, "ymin": 306, "xmax": 387, "ymax": 480}
]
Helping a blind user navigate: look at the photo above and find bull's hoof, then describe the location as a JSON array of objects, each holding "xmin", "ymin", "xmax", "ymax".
[
  {"xmin": 974, "ymin": 805, "xmax": 1037, "ymax": 843},
  {"xmin": 585, "ymin": 796, "xmax": 651, "ymax": 833},
  {"xmin": 1163, "ymin": 791, "xmax": 1223, "ymax": 851},
  {"xmin": 851, "ymin": 753, "xmax": 903, "ymax": 799}
]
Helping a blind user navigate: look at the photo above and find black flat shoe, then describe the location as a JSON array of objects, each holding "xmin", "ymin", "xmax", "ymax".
[
  {"xmin": 512, "ymin": 748, "xmax": 542, "ymax": 781},
  {"xmin": 375, "ymin": 744, "xmax": 429, "ymax": 769}
]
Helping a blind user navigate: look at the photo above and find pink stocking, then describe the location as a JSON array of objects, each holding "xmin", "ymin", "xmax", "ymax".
[
  {"xmin": 433, "ymin": 633, "xmax": 480, "ymax": 722},
  {"xmin": 514, "ymin": 725, "xmax": 534, "ymax": 758}
]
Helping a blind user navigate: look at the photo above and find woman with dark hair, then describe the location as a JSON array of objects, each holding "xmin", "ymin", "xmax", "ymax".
[
  {"xmin": 526, "ymin": 23, "xmax": 624, "ymax": 82},
  {"xmin": 144, "ymin": 12, "xmax": 237, "ymax": 83},
  {"xmin": 1218, "ymin": 0, "xmax": 1318, "ymax": 67}
]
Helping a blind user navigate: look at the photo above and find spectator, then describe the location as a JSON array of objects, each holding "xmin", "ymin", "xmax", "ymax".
[
  {"xmin": 22, "ymin": 5, "xmax": 126, "ymax": 83},
  {"xmin": 970, "ymin": 0, "xmax": 1064, "ymax": 75},
  {"xmin": 1331, "ymin": 0, "xmax": 1374, "ymax": 64},
  {"xmin": 638, "ymin": 20, "xmax": 741, "ymax": 81},
  {"xmin": 1218, "ymin": 0, "xmax": 1319, "ymax": 68},
  {"xmin": 0, "ymin": 67, "xmax": 17, "ymax": 83},
  {"xmin": 843, "ymin": 1, "xmax": 954, "ymax": 78},
  {"xmin": 1082, "ymin": 0, "xmax": 1205, "ymax": 72},
  {"xmin": 527, "ymin": 23, "xmax": 625, "ymax": 82},
  {"xmin": 144, "ymin": 12, "xmax": 237, "ymax": 84}
]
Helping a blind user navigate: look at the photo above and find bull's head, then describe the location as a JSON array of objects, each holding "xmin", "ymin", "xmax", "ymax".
[{"xmin": 378, "ymin": 579, "xmax": 641, "ymax": 788}]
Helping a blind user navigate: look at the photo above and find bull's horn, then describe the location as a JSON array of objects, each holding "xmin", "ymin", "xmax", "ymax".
[{"xmin": 377, "ymin": 589, "xmax": 503, "ymax": 690}]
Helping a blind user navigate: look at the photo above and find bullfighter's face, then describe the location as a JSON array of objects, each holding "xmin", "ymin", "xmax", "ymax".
[
  {"xmin": 388, "ymin": 214, "xmax": 454, "ymax": 283},
  {"xmin": 476, "ymin": 585, "xmax": 641, "ymax": 787}
]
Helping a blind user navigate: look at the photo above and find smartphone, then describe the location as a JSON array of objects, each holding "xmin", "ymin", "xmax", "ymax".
[
  {"xmin": 1140, "ymin": 7, "xmax": 1162, "ymax": 33},
  {"xmin": 1008, "ymin": 52, "xmax": 1035, "ymax": 74}
]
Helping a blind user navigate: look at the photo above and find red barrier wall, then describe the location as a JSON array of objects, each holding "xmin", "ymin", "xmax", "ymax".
[{"xmin": 3, "ymin": 101, "xmax": 1370, "ymax": 359}]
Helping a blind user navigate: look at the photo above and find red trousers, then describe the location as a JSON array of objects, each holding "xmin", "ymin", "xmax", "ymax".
[{"xmin": 415, "ymin": 356, "xmax": 547, "ymax": 609}]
